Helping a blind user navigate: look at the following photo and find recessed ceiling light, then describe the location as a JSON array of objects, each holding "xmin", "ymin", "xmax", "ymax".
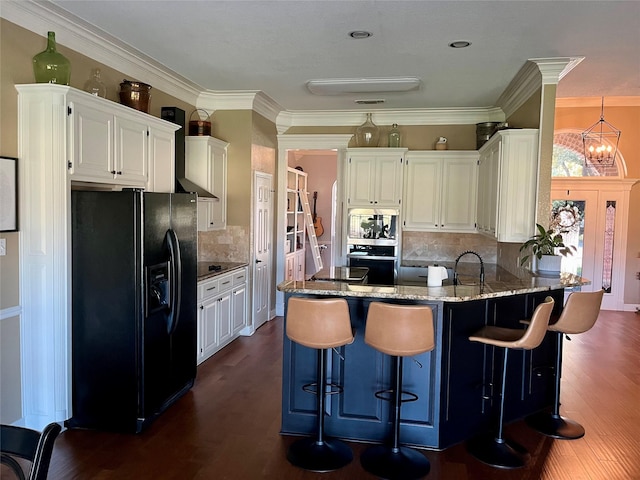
[
  {"xmin": 349, "ymin": 30, "xmax": 372, "ymax": 39},
  {"xmin": 306, "ymin": 77, "xmax": 421, "ymax": 95},
  {"xmin": 355, "ymin": 99, "xmax": 386, "ymax": 105},
  {"xmin": 449, "ymin": 40, "xmax": 472, "ymax": 48}
]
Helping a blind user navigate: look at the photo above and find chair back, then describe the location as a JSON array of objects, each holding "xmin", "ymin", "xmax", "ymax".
[
  {"xmin": 511, "ymin": 296, "xmax": 555, "ymax": 350},
  {"xmin": 286, "ymin": 297, "xmax": 354, "ymax": 349},
  {"xmin": 365, "ymin": 302, "xmax": 435, "ymax": 357},
  {"xmin": 1, "ymin": 422, "xmax": 61, "ymax": 480},
  {"xmin": 549, "ymin": 290, "xmax": 604, "ymax": 335}
]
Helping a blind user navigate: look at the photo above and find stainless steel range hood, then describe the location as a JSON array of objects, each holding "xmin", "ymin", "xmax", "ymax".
[{"xmin": 161, "ymin": 106, "xmax": 218, "ymax": 200}]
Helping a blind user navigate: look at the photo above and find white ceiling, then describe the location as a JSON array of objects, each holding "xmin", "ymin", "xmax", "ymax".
[{"xmin": 34, "ymin": 1, "xmax": 640, "ymax": 111}]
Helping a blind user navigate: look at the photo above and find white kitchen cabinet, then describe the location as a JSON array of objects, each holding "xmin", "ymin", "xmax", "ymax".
[
  {"xmin": 197, "ymin": 266, "xmax": 248, "ymax": 365},
  {"xmin": 345, "ymin": 148, "xmax": 406, "ymax": 207},
  {"xmin": 185, "ymin": 136, "xmax": 228, "ymax": 231},
  {"xmin": 403, "ymin": 151, "xmax": 478, "ymax": 232},
  {"xmin": 15, "ymin": 84, "xmax": 179, "ymax": 427},
  {"xmin": 67, "ymin": 89, "xmax": 177, "ymax": 189},
  {"xmin": 477, "ymin": 129, "xmax": 539, "ymax": 242}
]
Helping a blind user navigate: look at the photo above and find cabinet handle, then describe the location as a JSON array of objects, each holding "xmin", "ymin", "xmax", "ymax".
[
  {"xmin": 222, "ymin": 280, "xmax": 230, "ymax": 285},
  {"xmin": 206, "ymin": 286, "xmax": 216, "ymax": 291},
  {"xmin": 200, "ymin": 305, "xmax": 204, "ymax": 310},
  {"xmin": 116, "ymin": 171, "xmax": 122, "ymax": 175},
  {"xmin": 111, "ymin": 170, "xmax": 117, "ymax": 175}
]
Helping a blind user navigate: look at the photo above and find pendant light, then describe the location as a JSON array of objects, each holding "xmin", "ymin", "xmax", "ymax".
[{"xmin": 581, "ymin": 97, "xmax": 620, "ymax": 166}]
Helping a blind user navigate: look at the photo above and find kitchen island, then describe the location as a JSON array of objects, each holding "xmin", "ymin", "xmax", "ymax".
[{"xmin": 277, "ymin": 267, "xmax": 587, "ymax": 450}]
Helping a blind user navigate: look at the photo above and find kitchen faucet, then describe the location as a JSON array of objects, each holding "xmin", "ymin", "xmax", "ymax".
[{"xmin": 453, "ymin": 250, "xmax": 485, "ymax": 286}]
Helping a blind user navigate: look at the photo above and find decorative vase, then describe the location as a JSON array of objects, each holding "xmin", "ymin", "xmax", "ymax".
[
  {"xmin": 32, "ymin": 32, "xmax": 71, "ymax": 85},
  {"xmin": 388, "ymin": 123, "xmax": 401, "ymax": 147},
  {"xmin": 355, "ymin": 113, "xmax": 380, "ymax": 147},
  {"xmin": 83, "ymin": 68, "xmax": 107, "ymax": 98}
]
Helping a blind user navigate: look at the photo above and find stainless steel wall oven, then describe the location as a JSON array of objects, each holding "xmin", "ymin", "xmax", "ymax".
[{"xmin": 346, "ymin": 209, "xmax": 399, "ymax": 285}]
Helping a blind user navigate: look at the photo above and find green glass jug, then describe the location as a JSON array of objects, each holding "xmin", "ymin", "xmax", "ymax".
[{"xmin": 33, "ymin": 32, "xmax": 71, "ymax": 85}]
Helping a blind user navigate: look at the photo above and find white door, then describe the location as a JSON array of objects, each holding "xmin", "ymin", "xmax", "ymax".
[
  {"xmin": 253, "ymin": 172, "xmax": 273, "ymax": 331},
  {"xmin": 551, "ymin": 185, "xmax": 627, "ymax": 310}
]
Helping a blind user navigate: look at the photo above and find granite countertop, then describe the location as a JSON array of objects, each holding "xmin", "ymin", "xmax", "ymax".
[
  {"xmin": 277, "ymin": 264, "xmax": 589, "ymax": 302},
  {"xmin": 197, "ymin": 261, "xmax": 248, "ymax": 281}
]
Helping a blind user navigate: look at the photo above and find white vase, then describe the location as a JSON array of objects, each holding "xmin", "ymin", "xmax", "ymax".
[{"xmin": 536, "ymin": 255, "xmax": 562, "ymax": 276}]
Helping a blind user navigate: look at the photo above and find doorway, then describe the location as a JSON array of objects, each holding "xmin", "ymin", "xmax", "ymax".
[
  {"xmin": 552, "ymin": 179, "xmax": 633, "ymax": 310},
  {"xmin": 252, "ymin": 172, "xmax": 273, "ymax": 332}
]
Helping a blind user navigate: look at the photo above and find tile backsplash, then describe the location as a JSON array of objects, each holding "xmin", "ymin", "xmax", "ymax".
[
  {"xmin": 198, "ymin": 226, "xmax": 249, "ymax": 263},
  {"xmin": 402, "ymin": 231, "xmax": 498, "ymax": 264}
]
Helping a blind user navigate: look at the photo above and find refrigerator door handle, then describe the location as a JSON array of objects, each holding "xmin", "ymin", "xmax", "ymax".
[{"xmin": 166, "ymin": 229, "xmax": 182, "ymax": 335}]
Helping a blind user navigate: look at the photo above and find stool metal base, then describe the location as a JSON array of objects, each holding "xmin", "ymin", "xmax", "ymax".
[
  {"xmin": 467, "ymin": 433, "xmax": 530, "ymax": 469},
  {"xmin": 361, "ymin": 445, "xmax": 430, "ymax": 480},
  {"xmin": 287, "ymin": 437, "xmax": 353, "ymax": 472},
  {"xmin": 525, "ymin": 411, "xmax": 585, "ymax": 439}
]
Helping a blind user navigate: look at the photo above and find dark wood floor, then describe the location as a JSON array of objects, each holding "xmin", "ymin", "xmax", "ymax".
[{"xmin": 47, "ymin": 309, "xmax": 640, "ymax": 479}]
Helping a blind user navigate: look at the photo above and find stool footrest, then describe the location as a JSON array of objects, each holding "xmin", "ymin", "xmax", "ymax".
[
  {"xmin": 374, "ymin": 388, "xmax": 419, "ymax": 404},
  {"xmin": 302, "ymin": 382, "xmax": 343, "ymax": 396}
]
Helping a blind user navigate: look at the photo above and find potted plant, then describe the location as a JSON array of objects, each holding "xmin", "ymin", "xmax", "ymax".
[{"xmin": 519, "ymin": 223, "xmax": 576, "ymax": 275}]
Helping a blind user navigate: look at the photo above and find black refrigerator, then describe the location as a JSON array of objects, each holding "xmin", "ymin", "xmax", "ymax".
[{"xmin": 69, "ymin": 189, "xmax": 198, "ymax": 433}]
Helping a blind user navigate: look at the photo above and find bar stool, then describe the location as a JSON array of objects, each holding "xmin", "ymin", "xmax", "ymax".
[
  {"xmin": 466, "ymin": 296, "xmax": 555, "ymax": 469},
  {"xmin": 285, "ymin": 296, "xmax": 355, "ymax": 472},
  {"xmin": 526, "ymin": 289, "xmax": 604, "ymax": 439},
  {"xmin": 360, "ymin": 302, "xmax": 434, "ymax": 480}
]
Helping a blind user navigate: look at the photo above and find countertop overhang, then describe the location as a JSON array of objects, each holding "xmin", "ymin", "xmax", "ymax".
[{"xmin": 277, "ymin": 264, "xmax": 588, "ymax": 302}]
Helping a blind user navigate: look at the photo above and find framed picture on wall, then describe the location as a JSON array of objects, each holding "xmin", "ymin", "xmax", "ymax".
[{"xmin": 0, "ymin": 156, "xmax": 18, "ymax": 232}]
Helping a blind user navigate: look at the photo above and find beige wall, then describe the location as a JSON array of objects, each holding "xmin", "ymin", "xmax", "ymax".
[{"xmin": 0, "ymin": 19, "xmax": 199, "ymax": 424}]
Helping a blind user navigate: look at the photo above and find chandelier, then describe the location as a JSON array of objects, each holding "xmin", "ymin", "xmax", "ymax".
[{"xmin": 582, "ymin": 97, "xmax": 620, "ymax": 165}]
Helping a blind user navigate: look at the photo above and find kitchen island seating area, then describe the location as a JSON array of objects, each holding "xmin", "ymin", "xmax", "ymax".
[
  {"xmin": 360, "ymin": 302, "xmax": 435, "ymax": 480},
  {"xmin": 525, "ymin": 289, "xmax": 605, "ymax": 439},
  {"xmin": 278, "ymin": 266, "xmax": 587, "ymax": 457},
  {"xmin": 466, "ymin": 296, "xmax": 555, "ymax": 469},
  {"xmin": 285, "ymin": 297, "xmax": 355, "ymax": 472}
]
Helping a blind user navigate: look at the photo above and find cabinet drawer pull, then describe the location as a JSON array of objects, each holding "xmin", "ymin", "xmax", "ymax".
[
  {"xmin": 222, "ymin": 280, "xmax": 230, "ymax": 285},
  {"xmin": 206, "ymin": 286, "xmax": 216, "ymax": 291}
]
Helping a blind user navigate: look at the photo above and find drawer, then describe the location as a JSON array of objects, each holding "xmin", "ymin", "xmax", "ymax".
[
  {"xmin": 217, "ymin": 272, "xmax": 234, "ymax": 293},
  {"xmin": 198, "ymin": 277, "xmax": 219, "ymax": 301},
  {"xmin": 232, "ymin": 268, "xmax": 247, "ymax": 287}
]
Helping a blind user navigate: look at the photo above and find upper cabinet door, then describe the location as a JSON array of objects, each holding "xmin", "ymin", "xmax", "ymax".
[
  {"xmin": 346, "ymin": 149, "xmax": 405, "ymax": 207},
  {"xmin": 403, "ymin": 155, "xmax": 441, "ymax": 230},
  {"xmin": 68, "ymin": 100, "xmax": 114, "ymax": 181},
  {"xmin": 346, "ymin": 155, "xmax": 375, "ymax": 206},
  {"xmin": 440, "ymin": 156, "xmax": 478, "ymax": 231},
  {"xmin": 402, "ymin": 151, "xmax": 478, "ymax": 232},
  {"xmin": 115, "ymin": 116, "xmax": 148, "ymax": 185}
]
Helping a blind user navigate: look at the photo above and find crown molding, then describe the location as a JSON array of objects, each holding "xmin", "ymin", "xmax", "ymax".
[
  {"xmin": 531, "ymin": 57, "xmax": 584, "ymax": 84},
  {"xmin": 497, "ymin": 57, "xmax": 584, "ymax": 118},
  {"xmin": 2, "ymin": 0, "xmax": 202, "ymax": 105},
  {"xmin": 275, "ymin": 107, "xmax": 505, "ymax": 134},
  {"xmin": 277, "ymin": 134, "xmax": 354, "ymax": 150},
  {"xmin": 196, "ymin": 90, "xmax": 283, "ymax": 122}
]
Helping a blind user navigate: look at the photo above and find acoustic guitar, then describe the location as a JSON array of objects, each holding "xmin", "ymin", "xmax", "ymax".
[{"xmin": 312, "ymin": 191, "xmax": 324, "ymax": 237}]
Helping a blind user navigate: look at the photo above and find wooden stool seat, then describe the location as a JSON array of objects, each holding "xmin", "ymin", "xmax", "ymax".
[
  {"xmin": 285, "ymin": 297, "xmax": 354, "ymax": 472},
  {"xmin": 526, "ymin": 290, "xmax": 604, "ymax": 439},
  {"xmin": 361, "ymin": 302, "xmax": 434, "ymax": 480},
  {"xmin": 466, "ymin": 297, "xmax": 555, "ymax": 469}
]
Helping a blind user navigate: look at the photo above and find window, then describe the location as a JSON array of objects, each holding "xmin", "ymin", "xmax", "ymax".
[{"xmin": 553, "ymin": 131, "xmax": 619, "ymax": 177}]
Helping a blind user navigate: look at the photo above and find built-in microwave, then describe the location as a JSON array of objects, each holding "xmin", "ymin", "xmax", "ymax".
[{"xmin": 346, "ymin": 208, "xmax": 399, "ymax": 246}]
